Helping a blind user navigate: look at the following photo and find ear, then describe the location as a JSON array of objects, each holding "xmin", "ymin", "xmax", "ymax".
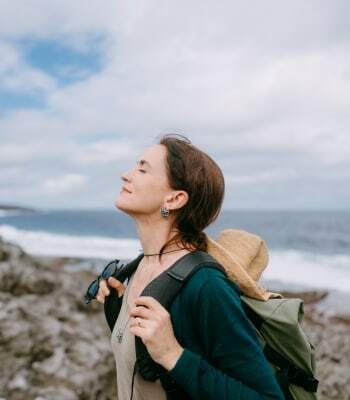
[{"xmin": 165, "ymin": 190, "xmax": 189, "ymax": 211}]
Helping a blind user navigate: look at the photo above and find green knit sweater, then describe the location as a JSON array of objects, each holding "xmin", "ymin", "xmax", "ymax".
[{"xmin": 166, "ymin": 266, "xmax": 285, "ymax": 399}]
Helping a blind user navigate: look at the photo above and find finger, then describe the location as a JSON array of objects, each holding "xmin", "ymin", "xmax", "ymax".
[
  {"xmin": 129, "ymin": 306, "xmax": 152, "ymax": 320},
  {"xmin": 133, "ymin": 296, "xmax": 162, "ymax": 311},
  {"xmin": 108, "ymin": 277, "xmax": 124, "ymax": 289},
  {"xmin": 96, "ymin": 293, "xmax": 105, "ymax": 304},
  {"xmin": 108, "ymin": 277, "xmax": 125, "ymax": 297},
  {"xmin": 129, "ymin": 324, "xmax": 142, "ymax": 338},
  {"xmin": 129, "ymin": 316, "xmax": 141, "ymax": 327},
  {"xmin": 99, "ymin": 279, "xmax": 110, "ymax": 296},
  {"xmin": 129, "ymin": 317, "xmax": 150, "ymax": 330}
]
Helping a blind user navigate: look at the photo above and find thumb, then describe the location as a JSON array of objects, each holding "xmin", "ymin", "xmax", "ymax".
[{"xmin": 108, "ymin": 277, "xmax": 126, "ymax": 295}]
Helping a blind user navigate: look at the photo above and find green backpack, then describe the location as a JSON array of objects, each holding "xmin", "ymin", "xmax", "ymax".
[{"xmin": 241, "ymin": 295, "xmax": 318, "ymax": 400}]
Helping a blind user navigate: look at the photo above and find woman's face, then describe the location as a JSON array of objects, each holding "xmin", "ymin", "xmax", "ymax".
[{"xmin": 115, "ymin": 144, "xmax": 178, "ymax": 218}]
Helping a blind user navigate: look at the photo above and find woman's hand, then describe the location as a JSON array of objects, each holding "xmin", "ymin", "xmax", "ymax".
[
  {"xmin": 129, "ymin": 296, "xmax": 184, "ymax": 371},
  {"xmin": 96, "ymin": 277, "xmax": 126, "ymax": 304}
]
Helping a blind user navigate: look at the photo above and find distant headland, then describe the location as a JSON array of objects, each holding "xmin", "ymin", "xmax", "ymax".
[{"xmin": 0, "ymin": 204, "xmax": 37, "ymax": 213}]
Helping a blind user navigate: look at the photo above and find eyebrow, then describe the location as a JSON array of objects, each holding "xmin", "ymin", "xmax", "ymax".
[{"xmin": 137, "ymin": 159, "xmax": 152, "ymax": 168}]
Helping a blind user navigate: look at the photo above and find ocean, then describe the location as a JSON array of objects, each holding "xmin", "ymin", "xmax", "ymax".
[{"xmin": 0, "ymin": 208, "xmax": 349, "ymax": 293}]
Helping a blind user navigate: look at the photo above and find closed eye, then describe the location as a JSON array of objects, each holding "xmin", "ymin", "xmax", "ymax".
[{"xmin": 138, "ymin": 169, "xmax": 146, "ymax": 173}]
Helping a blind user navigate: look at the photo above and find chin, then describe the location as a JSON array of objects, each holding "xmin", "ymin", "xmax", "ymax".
[
  {"xmin": 114, "ymin": 196, "xmax": 125, "ymax": 210},
  {"xmin": 114, "ymin": 200, "xmax": 153, "ymax": 219},
  {"xmin": 114, "ymin": 197, "xmax": 134, "ymax": 216}
]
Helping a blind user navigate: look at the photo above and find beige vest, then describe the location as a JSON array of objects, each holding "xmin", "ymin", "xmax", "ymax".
[{"xmin": 110, "ymin": 273, "xmax": 167, "ymax": 400}]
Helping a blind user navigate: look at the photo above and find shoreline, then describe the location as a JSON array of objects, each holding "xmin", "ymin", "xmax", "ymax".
[
  {"xmin": 261, "ymin": 277, "xmax": 350, "ymax": 320},
  {"xmin": 38, "ymin": 253, "xmax": 350, "ymax": 319}
]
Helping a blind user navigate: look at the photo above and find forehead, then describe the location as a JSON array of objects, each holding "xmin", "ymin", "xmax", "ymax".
[{"xmin": 138, "ymin": 144, "xmax": 166, "ymax": 169}]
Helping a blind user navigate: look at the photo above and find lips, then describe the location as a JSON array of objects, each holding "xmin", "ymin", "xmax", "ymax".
[{"xmin": 122, "ymin": 186, "xmax": 132, "ymax": 193}]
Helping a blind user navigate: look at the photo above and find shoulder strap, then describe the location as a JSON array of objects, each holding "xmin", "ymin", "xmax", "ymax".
[
  {"xmin": 103, "ymin": 253, "xmax": 144, "ymax": 332},
  {"xmin": 105, "ymin": 250, "xmax": 226, "ymax": 399},
  {"xmin": 140, "ymin": 250, "xmax": 224, "ymax": 307},
  {"xmin": 134, "ymin": 250, "xmax": 225, "ymax": 395}
]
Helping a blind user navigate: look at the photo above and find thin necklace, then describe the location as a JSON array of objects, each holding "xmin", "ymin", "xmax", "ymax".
[
  {"xmin": 116, "ymin": 277, "xmax": 133, "ymax": 344},
  {"xmin": 141, "ymin": 247, "xmax": 187, "ymax": 257},
  {"xmin": 116, "ymin": 248, "xmax": 187, "ymax": 342}
]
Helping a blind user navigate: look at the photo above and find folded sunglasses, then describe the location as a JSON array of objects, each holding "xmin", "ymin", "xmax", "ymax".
[{"xmin": 84, "ymin": 259, "xmax": 125, "ymax": 304}]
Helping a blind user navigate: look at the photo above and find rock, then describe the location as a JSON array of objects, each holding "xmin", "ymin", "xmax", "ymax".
[
  {"xmin": 301, "ymin": 304, "xmax": 350, "ymax": 400},
  {"xmin": 329, "ymin": 314, "xmax": 350, "ymax": 326},
  {"xmin": 279, "ymin": 289, "xmax": 329, "ymax": 304},
  {"xmin": 8, "ymin": 373, "xmax": 29, "ymax": 391},
  {"xmin": 32, "ymin": 347, "xmax": 65, "ymax": 375},
  {"xmin": 0, "ymin": 237, "xmax": 116, "ymax": 400},
  {"xmin": 1, "ymin": 235, "xmax": 349, "ymax": 400}
]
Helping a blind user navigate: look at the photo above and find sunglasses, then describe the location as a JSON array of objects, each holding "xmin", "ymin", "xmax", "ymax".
[{"xmin": 84, "ymin": 259, "xmax": 125, "ymax": 304}]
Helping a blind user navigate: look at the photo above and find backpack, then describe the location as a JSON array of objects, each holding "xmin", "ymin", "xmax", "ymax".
[{"xmin": 103, "ymin": 250, "xmax": 319, "ymax": 400}]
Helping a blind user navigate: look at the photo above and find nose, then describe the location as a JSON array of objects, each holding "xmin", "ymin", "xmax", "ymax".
[
  {"xmin": 121, "ymin": 162, "xmax": 140, "ymax": 182},
  {"xmin": 121, "ymin": 167, "xmax": 133, "ymax": 183},
  {"xmin": 121, "ymin": 173, "xmax": 129, "ymax": 183}
]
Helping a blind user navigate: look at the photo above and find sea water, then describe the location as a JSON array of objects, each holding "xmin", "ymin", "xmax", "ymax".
[{"xmin": 0, "ymin": 208, "xmax": 349, "ymax": 293}]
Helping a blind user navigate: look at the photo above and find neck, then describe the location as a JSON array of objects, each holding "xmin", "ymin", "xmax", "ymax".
[{"xmin": 134, "ymin": 215, "xmax": 185, "ymax": 265}]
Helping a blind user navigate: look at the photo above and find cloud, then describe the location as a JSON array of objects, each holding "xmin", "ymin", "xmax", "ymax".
[
  {"xmin": 0, "ymin": 1, "xmax": 117, "ymax": 46},
  {"xmin": 74, "ymin": 140, "xmax": 137, "ymax": 165},
  {"xmin": 44, "ymin": 173, "xmax": 88, "ymax": 194},
  {"xmin": 0, "ymin": 41, "xmax": 55, "ymax": 94},
  {"xmin": 0, "ymin": 0, "xmax": 349, "ymax": 209},
  {"xmin": 225, "ymin": 169, "xmax": 298, "ymax": 185},
  {"xmin": 0, "ymin": 143, "xmax": 41, "ymax": 163}
]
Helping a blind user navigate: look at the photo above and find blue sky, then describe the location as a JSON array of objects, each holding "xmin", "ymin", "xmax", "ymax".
[
  {"xmin": 0, "ymin": 1, "xmax": 349, "ymax": 211},
  {"xmin": 20, "ymin": 37, "xmax": 105, "ymax": 85}
]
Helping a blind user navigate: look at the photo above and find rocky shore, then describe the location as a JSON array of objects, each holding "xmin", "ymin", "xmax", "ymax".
[
  {"xmin": 0, "ymin": 236, "xmax": 349, "ymax": 400},
  {"xmin": 0, "ymin": 237, "xmax": 115, "ymax": 400}
]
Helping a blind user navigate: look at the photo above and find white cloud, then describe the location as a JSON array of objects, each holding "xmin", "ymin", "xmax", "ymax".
[
  {"xmin": 0, "ymin": 41, "xmax": 21, "ymax": 72},
  {"xmin": 74, "ymin": 140, "xmax": 137, "ymax": 165},
  {"xmin": 0, "ymin": 143, "xmax": 38, "ymax": 163},
  {"xmin": 0, "ymin": 41, "xmax": 55, "ymax": 94},
  {"xmin": 0, "ymin": 1, "xmax": 118, "ymax": 49},
  {"xmin": 44, "ymin": 173, "xmax": 88, "ymax": 194},
  {"xmin": 225, "ymin": 169, "xmax": 298, "ymax": 186},
  {"xmin": 0, "ymin": 0, "xmax": 349, "ymax": 208}
]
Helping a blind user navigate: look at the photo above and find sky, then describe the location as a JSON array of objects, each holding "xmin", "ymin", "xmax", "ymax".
[{"xmin": 0, "ymin": 1, "xmax": 349, "ymax": 211}]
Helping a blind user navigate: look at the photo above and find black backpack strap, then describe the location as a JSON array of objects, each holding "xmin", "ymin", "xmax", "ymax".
[
  {"xmin": 134, "ymin": 250, "xmax": 225, "ymax": 398},
  {"xmin": 104, "ymin": 253, "xmax": 144, "ymax": 332}
]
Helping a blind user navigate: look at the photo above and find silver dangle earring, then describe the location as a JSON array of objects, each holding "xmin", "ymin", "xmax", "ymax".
[{"xmin": 160, "ymin": 206, "xmax": 170, "ymax": 217}]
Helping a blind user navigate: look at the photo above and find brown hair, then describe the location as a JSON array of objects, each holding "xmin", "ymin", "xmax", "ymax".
[{"xmin": 156, "ymin": 133, "xmax": 225, "ymax": 261}]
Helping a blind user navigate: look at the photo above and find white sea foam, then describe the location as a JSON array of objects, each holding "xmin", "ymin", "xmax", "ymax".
[
  {"xmin": 1, "ymin": 224, "xmax": 349, "ymax": 292},
  {"xmin": 262, "ymin": 250, "xmax": 350, "ymax": 293},
  {"xmin": 0, "ymin": 224, "xmax": 140, "ymax": 260}
]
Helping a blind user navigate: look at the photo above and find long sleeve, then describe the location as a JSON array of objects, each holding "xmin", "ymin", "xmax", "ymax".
[{"xmin": 168, "ymin": 268, "xmax": 285, "ymax": 400}]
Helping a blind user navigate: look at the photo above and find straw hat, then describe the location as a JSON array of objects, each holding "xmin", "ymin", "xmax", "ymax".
[{"xmin": 205, "ymin": 229, "xmax": 282, "ymax": 301}]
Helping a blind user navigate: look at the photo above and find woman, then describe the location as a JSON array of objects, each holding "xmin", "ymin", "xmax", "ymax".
[{"xmin": 96, "ymin": 134, "xmax": 284, "ymax": 400}]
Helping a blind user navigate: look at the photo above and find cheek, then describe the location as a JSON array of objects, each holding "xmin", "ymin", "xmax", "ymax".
[
  {"xmin": 141, "ymin": 183, "xmax": 166, "ymax": 204},
  {"xmin": 135, "ymin": 174, "xmax": 169, "ymax": 200},
  {"xmin": 138, "ymin": 176, "xmax": 164, "ymax": 192}
]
